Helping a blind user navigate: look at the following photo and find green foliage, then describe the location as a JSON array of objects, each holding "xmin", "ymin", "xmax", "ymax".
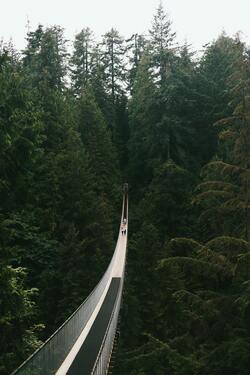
[
  {"xmin": 70, "ymin": 28, "xmax": 94, "ymax": 95},
  {"xmin": 206, "ymin": 236, "xmax": 250, "ymax": 260},
  {"xmin": 128, "ymin": 53, "xmax": 158, "ymax": 190},
  {"xmin": 23, "ymin": 25, "xmax": 68, "ymax": 91},
  {"xmin": 0, "ymin": 34, "xmax": 118, "ymax": 372},
  {"xmin": 117, "ymin": 16, "xmax": 250, "ymax": 375},
  {"xmin": 165, "ymin": 237, "xmax": 204, "ymax": 257},
  {"xmin": 0, "ymin": 224, "xmax": 43, "ymax": 374},
  {"xmin": 117, "ymin": 334, "xmax": 198, "ymax": 375},
  {"xmin": 77, "ymin": 88, "xmax": 120, "ymax": 197},
  {"xmin": 2, "ymin": 4, "xmax": 250, "ymax": 375},
  {"xmin": 149, "ymin": 3, "xmax": 176, "ymax": 84},
  {"xmin": 141, "ymin": 161, "xmax": 195, "ymax": 238},
  {"xmin": 101, "ymin": 28, "xmax": 126, "ymax": 100}
]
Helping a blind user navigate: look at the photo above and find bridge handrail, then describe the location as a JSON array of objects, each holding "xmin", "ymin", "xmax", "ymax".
[
  {"xmin": 12, "ymin": 195, "xmax": 127, "ymax": 375},
  {"xmin": 91, "ymin": 279, "xmax": 123, "ymax": 375},
  {"xmin": 91, "ymin": 195, "xmax": 128, "ymax": 374}
]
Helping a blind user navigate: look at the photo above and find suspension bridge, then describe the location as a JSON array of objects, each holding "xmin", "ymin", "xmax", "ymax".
[{"xmin": 12, "ymin": 185, "xmax": 128, "ymax": 375}]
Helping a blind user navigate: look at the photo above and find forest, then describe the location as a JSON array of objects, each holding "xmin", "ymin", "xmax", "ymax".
[{"xmin": 0, "ymin": 3, "xmax": 250, "ymax": 374}]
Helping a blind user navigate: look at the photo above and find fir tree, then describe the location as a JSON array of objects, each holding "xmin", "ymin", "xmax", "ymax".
[
  {"xmin": 71, "ymin": 28, "xmax": 94, "ymax": 96},
  {"xmin": 101, "ymin": 28, "xmax": 126, "ymax": 102},
  {"xmin": 149, "ymin": 2, "xmax": 176, "ymax": 84}
]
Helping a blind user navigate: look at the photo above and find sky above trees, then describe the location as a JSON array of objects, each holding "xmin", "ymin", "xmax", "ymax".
[{"xmin": 1, "ymin": 0, "xmax": 250, "ymax": 51}]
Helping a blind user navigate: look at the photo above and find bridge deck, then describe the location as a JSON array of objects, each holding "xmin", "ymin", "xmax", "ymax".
[{"xmin": 67, "ymin": 278, "xmax": 121, "ymax": 375}]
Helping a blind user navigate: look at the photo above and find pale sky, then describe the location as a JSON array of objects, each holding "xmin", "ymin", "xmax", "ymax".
[{"xmin": 1, "ymin": 0, "xmax": 250, "ymax": 52}]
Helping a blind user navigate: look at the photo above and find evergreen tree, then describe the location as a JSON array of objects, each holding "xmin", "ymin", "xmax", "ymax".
[
  {"xmin": 0, "ymin": 47, "xmax": 43, "ymax": 212},
  {"xmin": 23, "ymin": 25, "xmax": 70, "ymax": 150},
  {"xmin": 126, "ymin": 33, "xmax": 147, "ymax": 93},
  {"xmin": 0, "ymin": 50, "xmax": 44, "ymax": 372},
  {"xmin": 149, "ymin": 2, "xmax": 176, "ymax": 84},
  {"xmin": 128, "ymin": 53, "xmax": 159, "ymax": 192},
  {"xmin": 101, "ymin": 28, "xmax": 126, "ymax": 102},
  {"xmin": 23, "ymin": 25, "xmax": 68, "ymax": 91},
  {"xmin": 77, "ymin": 87, "xmax": 120, "ymax": 201},
  {"xmin": 193, "ymin": 33, "xmax": 243, "ymax": 164},
  {"xmin": 0, "ymin": 250, "xmax": 42, "ymax": 374},
  {"xmin": 71, "ymin": 28, "xmax": 94, "ymax": 96},
  {"xmin": 193, "ymin": 40, "xmax": 250, "ymax": 241}
]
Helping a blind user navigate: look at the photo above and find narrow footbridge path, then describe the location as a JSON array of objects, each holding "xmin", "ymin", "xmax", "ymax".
[{"xmin": 13, "ymin": 186, "xmax": 128, "ymax": 375}]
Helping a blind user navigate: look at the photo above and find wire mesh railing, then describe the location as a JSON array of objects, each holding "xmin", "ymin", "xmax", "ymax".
[
  {"xmin": 12, "ymin": 187, "xmax": 128, "ymax": 375},
  {"xmin": 91, "ymin": 278, "xmax": 123, "ymax": 375},
  {"xmin": 12, "ymin": 251, "xmax": 116, "ymax": 375},
  {"xmin": 91, "ymin": 194, "xmax": 128, "ymax": 375}
]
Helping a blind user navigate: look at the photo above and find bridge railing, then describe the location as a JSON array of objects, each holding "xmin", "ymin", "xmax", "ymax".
[
  {"xmin": 12, "ymin": 197, "xmax": 126, "ymax": 375},
  {"xmin": 91, "ymin": 277, "xmax": 123, "ymax": 375},
  {"xmin": 91, "ymin": 195, "xmax": 128, "ymax": 375}
]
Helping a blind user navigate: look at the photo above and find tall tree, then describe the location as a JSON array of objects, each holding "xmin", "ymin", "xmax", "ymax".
[
  {"xmin": 126, "ymin": 33, "xmax": 147, "ymax": 93},
  {"xmin": 22, "ymin": 25, "xmax": 71, "ymax": 150},
  {"xmin": 149, "ymin": 2, "xmax": 176, "ymax": 84},
  {"xmin": 77, "ymin": 88, "xmax": 120, "ymax": 203},
  {"xmin": 70, "ymin": 28, "xmax": 94, "ymax": 96},
  {"xmin": 23, "ymin": 25, "xmax": 68, "ymax": 91},
  {"xmin": 193, "ymin": 33, "xmax": 243, "ymax": 164},
  {"xmin": 101, "ymin": 28, "xmax": 126, "ymax": 102},
  {"xmin": 0, "ymin": 47, "xmax": 43, "ymax": 374},
  {"xmin": 128, "ymin": 53, "xmax": 159, "ymax": 192}
]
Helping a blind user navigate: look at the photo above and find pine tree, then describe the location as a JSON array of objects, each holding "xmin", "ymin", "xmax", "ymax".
[
  {"xmin": 149, "ymin": 3, "xmax": 176, "ymax": 84},
  {"xmin": 128, "ymin": 53, "xmax": 159, "ymax": 191},
  {"xmin": 193, "ymin": 41, "xmax": 250, "ymax": 241},
  {"xmin": 22, "ymin": 25, "xmax": 70, "ymax": 150},
  {"xmin": 0, "ymin": 250, "xmax": 42, "ymax": 374},
  {"xmin": 0, "ymin": 48, "xmax": 44, "ymax": 368},
  {"xmin": 193, "ymin": 33, "xmax": 243, "ymax": 164},
  {"xmin": 126, "ymin": 33, "xmax": 147, "ymax": 93},
  {"xmin": 77, "ymin": 87, "xmax": 120, "ymax": 202},
  {"xmin": 48, "ymin": 128, "xmax": 115, "ymax": 321},
  {"xmin": 23, "ymin": 25, "xmax": 68, "ymax": 91},
  {"xmin": 101, "ymin": 28, "xmax": 126, "ymax": 102},
  {"xmin": 0, "ymin": 48, "xmax": 43, "ymax": 212},
  {"xmin": 70, "ymin": 28, "xmax": 94, "ymax": 96}
]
